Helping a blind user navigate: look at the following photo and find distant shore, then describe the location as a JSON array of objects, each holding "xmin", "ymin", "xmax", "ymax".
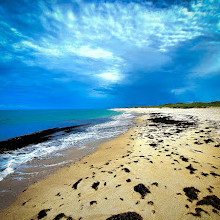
[
  {"xmin": 0, "ymin": 107, "xmax": 220, "ymax": 220},
  {"xmin": 124, "ymin": 101, "xmax": 220, "ymax": 109}
]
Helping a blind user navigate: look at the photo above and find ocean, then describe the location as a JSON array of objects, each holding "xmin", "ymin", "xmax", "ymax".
[{"xmin": 0, "ymin": 109, "xmax": 137, "ymax": 182}]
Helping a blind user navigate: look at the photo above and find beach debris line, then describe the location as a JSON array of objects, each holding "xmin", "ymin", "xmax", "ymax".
[
  {"xmin": 149, "ymin": 114, "xmax": 195, "ymax": 127},
  {"xmin": 134, "ymin": 184, "xmax": 151, "ymax": 199},
  {"xmin": 106, "ymin": 212, "xmax": 143, "ymax": 220}
]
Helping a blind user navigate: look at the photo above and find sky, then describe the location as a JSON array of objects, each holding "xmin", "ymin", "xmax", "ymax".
[{"xmin": 0, "ymin": 0, "xmax": 219, "ymax": 109}]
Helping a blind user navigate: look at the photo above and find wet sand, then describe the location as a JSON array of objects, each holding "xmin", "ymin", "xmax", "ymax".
[
  {"xmin": 0, "ymin": 108, "xmax": 219, "ymax": 220},
  {"xmin": 0, "ymin": 136, "xmax": 119, "ymax": 210}
]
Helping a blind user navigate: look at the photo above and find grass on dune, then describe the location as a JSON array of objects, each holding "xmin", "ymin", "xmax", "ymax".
[{"xmin": 128, "ymin": 101, "xmax": 220, "ymax": 109}]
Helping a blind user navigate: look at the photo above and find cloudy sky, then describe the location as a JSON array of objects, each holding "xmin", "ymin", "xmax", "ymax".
[{"xmin": 0, "ymin": 0, "xmax": 219, "ymax": 109}]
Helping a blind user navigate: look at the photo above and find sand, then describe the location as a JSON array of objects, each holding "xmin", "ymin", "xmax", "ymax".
[{"xmin": 0, "ymin": 108, "xmax": 219, "ymax": 220}]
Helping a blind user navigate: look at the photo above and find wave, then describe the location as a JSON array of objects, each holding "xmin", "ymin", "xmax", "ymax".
[{"xmin": 0, "ymin": 111, "xmax": 137, "ymax": 181}]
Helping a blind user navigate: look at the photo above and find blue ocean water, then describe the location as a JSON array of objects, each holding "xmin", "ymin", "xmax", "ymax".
[
  {"xmin": 0, "ymin": 109, "xmax": 137, "ymax": 181},
  {"xmin": 0, "ymin": 109, "xmax": 120, "ymax": 141}
]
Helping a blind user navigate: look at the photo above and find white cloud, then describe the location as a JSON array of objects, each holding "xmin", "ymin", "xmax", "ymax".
[
  {"xmin": 1, "ymin": 0, "xmax": 219, "ymax": 86},
  {"xmin": 97, "ymin": 70, "xmax": 123, "ymax": 83},
  {"xmin": 76, "ymin": 46, "xmax": 113, "ymax": 59}
]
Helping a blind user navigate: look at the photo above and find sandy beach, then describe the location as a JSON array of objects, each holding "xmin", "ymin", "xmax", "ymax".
[{"xmin": 0, "ymin": 108, "xmax": 219, "ymax": 220}]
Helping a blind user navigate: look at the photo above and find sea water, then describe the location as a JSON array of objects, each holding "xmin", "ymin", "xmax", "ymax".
[{"xmin": 0, "ymin": 109, "xmax": 137, "ymax": 181}]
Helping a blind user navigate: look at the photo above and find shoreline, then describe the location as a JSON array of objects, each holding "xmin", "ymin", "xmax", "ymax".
[
  {"xmin": 0, "ymin": 110, "xmax": 137, "ymax": 210},
  {"xmin": 0, "ymin": 123, "xmax": 90, "ymax": 153},
  {"xmin": 0, "ymin": 108, "xmax": 220, "ymax": 219}
]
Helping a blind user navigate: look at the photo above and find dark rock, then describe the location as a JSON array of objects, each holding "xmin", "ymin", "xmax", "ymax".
[
  {"xmin": 201, "ymin": 172, "xmax": 209, "ymax": 177},
  {"xmin": 188, "ymin": 208, "xmax": 209, "ymax": 217},
  {"xmin": 54, "ymin": 213, "xmax": 65, "ymax": 220},
  {"xmin": 210, "ymin": 172, "xmax": 220, "ymax": 177},
  {"xmin": 194, "ymin": 141, "xmax": 203, "ymax": 145},
  {"xmin": 197, "ymin": 195, "xmax": 220, "ymax": 210},
  {"xmin": 38, "ymin": 209, "xmax": 50, "ymax": 219},
  {"xmin": 152, "ymin": 182, "xmax": 158, "ymax": 187},
  {"xmin": 212, "ymin": 209, "xmax": 219, "ymax": 214},
  {"xmin": 91, "ymin": 182, "xmax": 100, "ymax": 190},
  {"xmin": 186, "ymin": 164, "xmax": 197, "ymax": 174},
  {"xmin": 204, "ymin": 139, "xmax": 214, "ymax": 144},
  {"xmin": 134, "ymin": 184, "xmax": 151, "ymax": 199},
  {"xmin": 72, "ymin": 178, "xmax": 83, "ymax": 189},
  {"xmin": 183, "ymin": 187, "xmax": 200, "ymax": 201},
  {"xmin": 90, "ymin": 201, "xmax": 97, "ymax": 205},
  {"xmin": 180, "ymin": 156, "xmax": 189, "ymax": 162},
  {"xmin": 106, "ymin": 212, "xmax": 143, "ymax": 220},
  {"xmin": 122, "ymin": 168, "xmax": 130, "ymax": 173}
]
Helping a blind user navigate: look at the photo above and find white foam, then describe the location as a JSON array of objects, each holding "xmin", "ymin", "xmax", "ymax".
[{"xmin": 0, "ymin": 111, "xmax": 136, "ymax": 181}]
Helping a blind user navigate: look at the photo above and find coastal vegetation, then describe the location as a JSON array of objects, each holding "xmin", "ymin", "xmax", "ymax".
[{"xmin": 129, "ymin": 101, "xmax": 220, "ymax": 109}]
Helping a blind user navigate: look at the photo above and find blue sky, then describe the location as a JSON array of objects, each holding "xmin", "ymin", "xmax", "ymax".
[{"xmin": 0, "ymin": 0, "xmax": 219, "ymax": 109}]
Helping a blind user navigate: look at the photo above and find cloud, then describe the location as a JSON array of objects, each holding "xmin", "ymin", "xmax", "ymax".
[
  {"xmin": 97, "ymin": 70, "xmax": 123, "ymax": 83},
  {"xmin": 1, "ymin": 0, "xmax": 218, "ymax": 85},
  {"xmin": 0, "ymin": 0, "xmax": 219, "ymax": 108}
]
